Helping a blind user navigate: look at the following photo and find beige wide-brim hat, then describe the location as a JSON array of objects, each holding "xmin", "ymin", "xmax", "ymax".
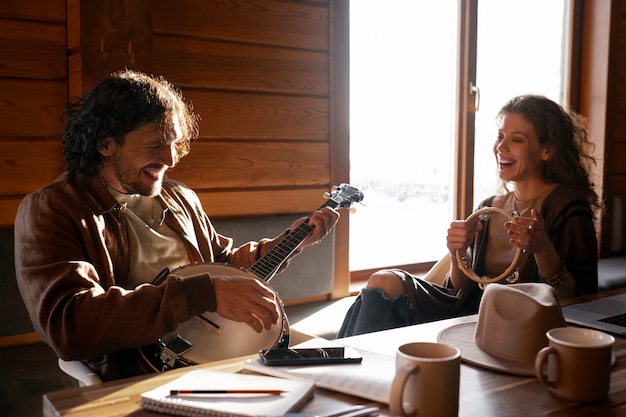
[{"xmin": 437, "ymin": 283, "xmax": 566, "ymax": 376}]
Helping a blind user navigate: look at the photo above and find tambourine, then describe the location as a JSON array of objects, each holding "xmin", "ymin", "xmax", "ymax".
[{"xmin": 455, "ymin": 206, "xmax": 522, "ymax": 288}]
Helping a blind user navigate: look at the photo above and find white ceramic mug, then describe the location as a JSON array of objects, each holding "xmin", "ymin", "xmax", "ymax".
[
  {"xmin": 389, "ymin": 342, "xmax": 461, "ymax": 417},
  {"xmin": 534, "ymin": 327, "xmax": 614, "ymax": 402}
]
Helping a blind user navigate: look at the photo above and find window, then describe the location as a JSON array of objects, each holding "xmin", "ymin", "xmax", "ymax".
[
  {"xmin": 473, "ymin": 0, "xmax": 569, "ymax": 203},
  {"xmin": 349, "ymin": 0, "xmax": 570, "ymax": 274},
  {"xmin": 349, "ymin": 1, "xmax": 458, "ymax": 271}
]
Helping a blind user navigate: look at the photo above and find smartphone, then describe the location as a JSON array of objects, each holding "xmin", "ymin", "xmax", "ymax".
[{"xmin": 259, "ymin": 346, "xmax": 363, "ymax": 366}]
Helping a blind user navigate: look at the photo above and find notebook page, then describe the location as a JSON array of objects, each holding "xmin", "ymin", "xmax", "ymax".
[{"xmin": 141, "ymin": 369, "xmax": 315, "ymax": 417}]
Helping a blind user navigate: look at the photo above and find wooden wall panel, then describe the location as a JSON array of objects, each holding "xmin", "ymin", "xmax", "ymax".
[
  {"xmin": 0, "ymin": 19, "xmax": 66, "ymax": 79},
  {"xmin": 615, "ymin": 143, "xmax": 626, "ymax": 174},
  {"xmin": 153, "ymin": 37, "xmax": 328, "ymax": 96},
  {"xmin": 186, "ymin": 91, "xmax": 329, "ymax": 141},
  {"xmin": 615, "ymin": 113, "xmax": 626, "ymax": 141},
  {"xmin": 0, "ymin": 141, "xmax": 64, "ymax": 194},
  {"xmin": 0, "ymin": 1, "xmax": 67, "ymax": 228},
  {"xmin": 0, "ymin": 79, "xmax": 66, "ymax": 138},
  {"xmin": 611, "ymin": 176, "xmax": 626, "ymax": 196},
  {"xmin": 197, "ymin": 187, "xmax": 332, "ymax": 218},
  {"xmin": 151, "ymin": 0, "xmax": 329, "ymax": 51},
  {"xmin": 616, "ymin": 80, "xmax": 626, "ymax": 111},
  {"xmin": 65, "ymin": 0, "xmax": 153, "ymax": 94},
  {"xmin": 0, "ymin": 0, "xmax": 65, "ymax": 22},
  {"xmin": 170, "ymin": 142, "xmax": 330, "ymax": 189},
  {"xmin": 0, "ymin": 200, "xmax": 20, "ymax": 227}
]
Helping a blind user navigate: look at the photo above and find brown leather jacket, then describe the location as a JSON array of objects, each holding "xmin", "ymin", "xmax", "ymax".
[{"xmin": 15, "ymin": 172, "xmax": 285, "ymax": 380}]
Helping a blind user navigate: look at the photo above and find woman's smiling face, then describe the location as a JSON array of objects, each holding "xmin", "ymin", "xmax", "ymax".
[{"xmin": 493, "ymin": 112, "xmax": 551, "ymax": 184}]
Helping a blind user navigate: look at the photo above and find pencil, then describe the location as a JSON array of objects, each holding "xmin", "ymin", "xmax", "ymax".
[{"xmin": 169, "ymin": 389, "xmax": 285, "ymax": 395}]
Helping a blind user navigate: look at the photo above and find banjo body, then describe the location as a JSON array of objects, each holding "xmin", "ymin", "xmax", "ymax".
[{"xmin": 139, "ymin": 263, "xmax": 289, "ymax": 373}]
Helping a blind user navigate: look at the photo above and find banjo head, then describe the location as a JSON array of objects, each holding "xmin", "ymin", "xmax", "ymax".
[{"xmin": 141, "ymin": 263, "xmax": 289, "ymax": 371}]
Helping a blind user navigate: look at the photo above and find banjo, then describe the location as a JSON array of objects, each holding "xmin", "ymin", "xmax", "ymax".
[{"xmin": 137, "ymin": 183, "xmax": 364, "ymax": 373}]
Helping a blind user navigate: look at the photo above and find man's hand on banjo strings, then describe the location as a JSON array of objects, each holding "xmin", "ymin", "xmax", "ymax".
[{"xmin": 212, "ymin": 275, "xmax": 280, "ymax": 333}]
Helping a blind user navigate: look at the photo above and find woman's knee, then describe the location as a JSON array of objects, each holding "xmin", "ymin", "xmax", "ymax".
[{"xmin": 366, "ymin": 270, "xmax": 405, "ymax": 299}]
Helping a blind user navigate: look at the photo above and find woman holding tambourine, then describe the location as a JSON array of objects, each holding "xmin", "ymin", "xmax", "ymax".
[{"xmin": 338, "ymin": 95, "xmax": 601, "ymax": 338}]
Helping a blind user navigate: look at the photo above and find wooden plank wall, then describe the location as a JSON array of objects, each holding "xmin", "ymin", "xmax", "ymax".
[{"xmin": 0, "ymin": 0, "xmax": 68, "ymax": 226}]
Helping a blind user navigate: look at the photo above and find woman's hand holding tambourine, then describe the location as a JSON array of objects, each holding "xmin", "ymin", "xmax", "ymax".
[{"xmin": 449, "ymin": 207, "xmax": 522, "ymax": 287}]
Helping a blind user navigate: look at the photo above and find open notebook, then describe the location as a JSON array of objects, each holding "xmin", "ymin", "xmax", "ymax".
[
  {"xmin": 561, "ymin": 292, "xmax": 626, "ymax": 336},
  {"xmin": 140, "ymin": 369, "xmax": 315, "ymax": 417}
]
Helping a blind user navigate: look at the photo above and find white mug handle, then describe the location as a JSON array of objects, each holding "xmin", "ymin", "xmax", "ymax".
[
  {"xmin": 389, "ymin": 363, "xmax": 421, "ymax": 417},
  {"xmin": 534, "ymin": 346, "xmax": 557, "ymax": 388}
]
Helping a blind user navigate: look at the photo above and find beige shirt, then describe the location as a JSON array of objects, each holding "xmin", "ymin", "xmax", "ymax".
[
  {"xmin": 483, "ymin": 186, "xmax": 555, "ymax": 278},
  {"xmin": 108, "ymin": 189, "xmax": 192, "ymax": 287}
]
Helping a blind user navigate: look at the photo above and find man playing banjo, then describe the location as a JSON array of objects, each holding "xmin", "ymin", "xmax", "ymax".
[{"xmin": 14, "ymin": 70, "xmax": 339, "ymax": 381}]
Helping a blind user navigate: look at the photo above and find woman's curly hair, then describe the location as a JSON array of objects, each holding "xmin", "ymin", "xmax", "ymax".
[
  {"xmin": 496, "ymin": 95, "xmax": 601, "ymax": 215},
  {"xmin": 62, "ymin": 69, "xmax": 200, "ymax": 175}
]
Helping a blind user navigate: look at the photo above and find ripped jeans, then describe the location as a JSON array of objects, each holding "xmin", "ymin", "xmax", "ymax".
[
  {"xmin": 336, "ymin": 287, "xmax": 417, "ymax": 338},
  {"xmin": 336, "ymin": 270, "xmax": 474, "ymax": 338}
]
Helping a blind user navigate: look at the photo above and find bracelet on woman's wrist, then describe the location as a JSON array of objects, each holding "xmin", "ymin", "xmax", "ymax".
[{"xmin": 540, "ymin": 262, "xmax": 568, "ymax": 288}]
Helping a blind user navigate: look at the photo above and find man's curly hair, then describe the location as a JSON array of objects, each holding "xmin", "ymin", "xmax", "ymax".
[{"xmin": 62, "ymin": 69, "xmax": 200, "ymax": 175}]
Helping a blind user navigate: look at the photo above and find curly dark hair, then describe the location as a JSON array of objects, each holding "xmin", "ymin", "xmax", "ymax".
[
  {"xmin": 496, "ymin": 95, "xmax": 601, "ymax": 214},
  {"xmin": 62, "ymin": 69, "xmax": 199, "ymax": 175}
]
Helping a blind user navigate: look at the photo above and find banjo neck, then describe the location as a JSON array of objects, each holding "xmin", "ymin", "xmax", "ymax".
[
  {"xmin": 248, "ymin": 220, "xmax": 313, "ymax": 281},
  {"xmin": 248, "ymin": 184, "xmax": 363, "ymax": 282}
]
